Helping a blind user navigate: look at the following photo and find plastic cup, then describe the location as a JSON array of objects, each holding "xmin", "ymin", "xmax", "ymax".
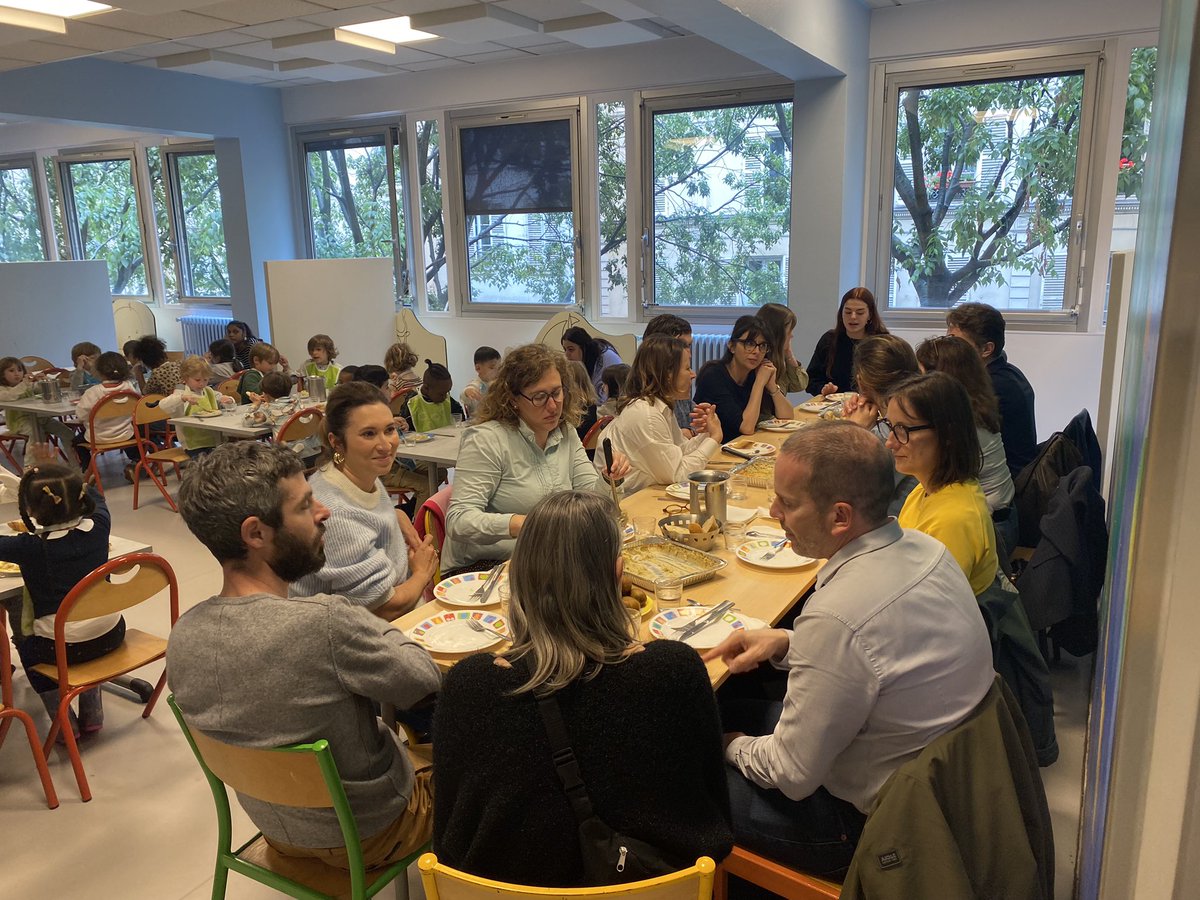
[
  {"xmin": 655, "ymin": 577, "xmax": 684, "ymax": 609},
  {"xmin": 451, "ymin": 413, "xmax": 464, "ymax": 428},
  {"xmin": 723, "ymin": 519, "xmax": 748, "ymax": 551},
  {"xmin": 729, "ymin": 475, "xmax": 749, "ymax": 501},
  {"xmin": 633, "ymin": 515, "xmax": 657, "ymax": 538}
]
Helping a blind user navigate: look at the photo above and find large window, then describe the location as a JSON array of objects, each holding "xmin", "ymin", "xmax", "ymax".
[
  {"xmin": 416, "ymin": 119, "xmax": 448, "ymax": 311},
  {"xmin": 166, "ymin": 150, "xmax": 230, "ymax": 298},
  {"xmin": 596, "ymin": 101, "xmax": 629, "ymax": 318},
  {"xmin": 0, "ymin": 158, "xmax": 47, "ymax": 262},
  {"xmin": 643, "ymin": 91, "xmax": 793, "ymax": 310},
  {"xmin": 58, "ymin": 155, "xmax": 149, "ymax": 296},
  {"xmin": 873, "ymin": 54, "xmax": 1101, "ymax": 322},
  {"xmin": 301, "ymin": 127, "xmax": 409, "ymax": 301},
  {"xmin": 1110, "ymin": 47, "xmax": 1157, "ymax": 257},
  {"xmin": 450, "ymin": 109, "xmax": 581, "ymax": 309}
]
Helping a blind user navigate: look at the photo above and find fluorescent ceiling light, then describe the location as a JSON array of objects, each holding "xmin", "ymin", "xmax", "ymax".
[
  {"xmin": 341, "ymin": 16, "xmax": 436, "ymax": 45},
  {"xmin": 0, "ymin": 1, "xmax": 111, "ymax": 16}
]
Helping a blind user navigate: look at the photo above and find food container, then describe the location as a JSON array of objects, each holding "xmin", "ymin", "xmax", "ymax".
[
  {"xmin": 658, "ymin": 513, "xmax": 721, "ymax": 552},
  {"xmin": 37, "ymin": 380, "xmax": 62, "ymax": 403},
  {"xmin": 303, "ymin": 375, "xmax": 327, "ymax": 402},
  {"xmin": 687, "ymin": 469, "xmax": 729, "ymax": 524},
  {"xmin": 730, "ymin": 456, "xmax": 776, "ymax": 489},
  {"xmin": 621, "ymin": 536, "xmax": 727, "ymax": 590}
]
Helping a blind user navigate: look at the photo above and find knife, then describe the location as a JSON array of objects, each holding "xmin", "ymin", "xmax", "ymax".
[
  {"xmin": 469, "ymin": 561, "xmax": 506, "ymax": 603},
  {"xmin": 674, "ymin": 600, "xmax": 735, "ymax": 641},
  {"xmin": 722, "ymin": 445, "xmax": 756, "ymax": 460}
]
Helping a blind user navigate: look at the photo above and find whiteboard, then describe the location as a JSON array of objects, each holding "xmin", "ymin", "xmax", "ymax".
[
  {"xmin": 264, "ymin": 258, "xmax": 398, "ymax": 373},
  {"xmin": 0, "ymin": 261, "xmax": 116, "ymax": 365}
]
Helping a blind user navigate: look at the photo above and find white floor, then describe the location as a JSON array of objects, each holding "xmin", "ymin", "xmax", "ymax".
[{"xmin": 0, "ymin": 455, "xmax": 1090, "ymax": 899}]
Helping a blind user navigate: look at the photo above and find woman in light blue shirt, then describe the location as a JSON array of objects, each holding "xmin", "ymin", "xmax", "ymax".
[{"xmin": 443, "ymin": 344, "xmax": 630, "ymax": 572}]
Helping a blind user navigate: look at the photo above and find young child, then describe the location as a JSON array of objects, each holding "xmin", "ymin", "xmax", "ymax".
[
  {"xmin": 158, "ymin": 356, "xmax": 236, "ymax": 457},
  {"xmin": 338, "ymin": 365, "xmax": 358, "ymax": 385},
  {"xmin": 0, "ymin": 358, "xmax": 78, "ymax": 469},
  {"xmin": 353, "ymin": 365, "xmax": 390, "ymax": 389},
  {"xmin": 597, "ymin": 362, "xmax": 630, "ymax": 418},
  {"xmin": 384, "ymin": 342, "xmax": 421, "ymax": 393},
  {"xmin": 122, "ymin": 340, "xmax": 148, "ymax": 393},
  {"xmin": 459, "ymin": 346, "xmax": 501, "ymax": 420},
  {"xmin": 0, "ymin": 448, "xmax": 123, "ymax": 737},
  {"xmin": 206, "ymin": 339, "xmax": 239, "ymax": 383},
  {"xmin": 75, "ymin": 352, "xmax": 140, "ymax": 479},
  {"xmin": 68, "ymin": 341, "xmax": 102, "ymax": 391},
  {"xmin": 237, "ymin": 343, "xmax": 281, "ymax": 404},
  {"xmin": 302, "ymin": 334, "xmax": 341, "ymax": 391},
  {"xmin": 389, "ymin": 362, "xmax": 463, "ymax": 512},
  {"xmin": 259, "ymin": 372, "xmax": 321, "ymax": 468}
]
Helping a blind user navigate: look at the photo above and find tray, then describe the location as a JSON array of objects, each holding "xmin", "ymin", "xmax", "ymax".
[
  {"xmin": 730, "ymin": 456, "xmax": 776, "ymax": 489},
  {"xmin": 620, "ymin": 537, "xmax": 727, "ymax": 590}
]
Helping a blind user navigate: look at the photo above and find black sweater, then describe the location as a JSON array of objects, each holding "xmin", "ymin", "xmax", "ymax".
[
  {"xmin": 806, "ymin": 330, "xmax": 860, "ymax": 396},
  {"xmin": 431, "ymin": 640, "xmax": 733, "ymax": 887}
]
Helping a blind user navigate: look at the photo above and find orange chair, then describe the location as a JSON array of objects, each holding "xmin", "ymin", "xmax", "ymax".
[
  {"xmin": 714, "ymin": 846, "xmax": 841, "ymax": 900},
  {"xmin": 217, "ymin": 378, "xmax": 241, "ymax": 400},
  {"xmin": 582, "ymin": 415, "xmax": 613, "ymax": 452},
  {"xmin": 33, "ymin": 552, "xmax": 180, "ymax": 801},
  {"xmin": 79, "ymin": 390, "xmax": 140, "ymax": 494},
  {"xmin": 131, "ymin": 395, "xmax": 190, "ymax": 512},
  {"xmin": 0, "ymin": 612, "xmax": 59, "ymax": 810},
  {"xmin": 275, "ymin": 406, "xmax": 324, "ymax": 474},
  {"xmin": 0, "ymin": 426, "xmax": 26, "ymax": 474},
  {"xmin": 415, "ymin": 484, "xmax": 452, "ymax": 602}
]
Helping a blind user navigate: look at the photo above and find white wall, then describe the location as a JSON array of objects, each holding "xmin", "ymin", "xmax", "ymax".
[{"xmin": 0, "ymin": 261, "xmax": 115, "ymax": 364}]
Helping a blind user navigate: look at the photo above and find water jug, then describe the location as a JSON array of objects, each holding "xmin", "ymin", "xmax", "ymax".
[
  {"xmin": 687, "ymin": 470, "xmax": 729, "ymax": 525},
  {"xmin": 303, "ymin": 375, "xmax": 327, "ymax": 402}
]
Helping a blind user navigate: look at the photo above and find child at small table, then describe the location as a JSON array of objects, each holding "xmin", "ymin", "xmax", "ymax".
[
  {"xmin": 385, "ymin": 342, "xmax": 421, "ymax": 393},
  {"xmin": 158, "ymin": 356, "xmax": 236, "ymax": 457},
  {"xmin": 301, "ymin": 333, "xmax": 341, "ymax": 391},
  {"xmin": 75, "ymin": 352, "xmax": 140, "ymax": 477},
  {"xmin": 0, "ymin": 357, "xmax": 77, "ymax": 468},
  {"xmin": 389, "ymin": 362, "xmax": 463, "ymax": 513},
  {"xmin": 259, "ymin": 372, "xmax": 321, "ymax": 468},
  {"xmin": 459, "ymin": 346, "xmax": 501, "ymax": 420},
  {"xmin": 68, "ymin": 341, "xmax": 101, "ymax": 391},
  {"xmin": 237, "ymin": 343, "xmax": 281, "ymax": 404},
  {"xmin": 206, "ymin": 339, "xmax": 239, "ymax": 383}
]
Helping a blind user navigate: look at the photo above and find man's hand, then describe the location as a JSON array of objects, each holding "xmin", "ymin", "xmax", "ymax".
[{"xmin": 701, "ymin": 627, "xmax": 791, "ymax": 675}]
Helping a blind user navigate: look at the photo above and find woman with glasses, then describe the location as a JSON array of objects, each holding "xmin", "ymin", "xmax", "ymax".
[
  {"xmin": 442, "ymin": 344, "xmax": 631, "ymax": 573},
  {"xmin": 594, "ymin": 336, "xmax": 723, "ymax": 495},
  {"xmin": 883, "ymin": 372, "xmax": 998, "ymax": 596},
  {"xmin": 694, "ymin": 315, "xmax": 794, "ymax": 440},
  {"xmin": 806, "ymin": 287, "xmax": 889, "ymax": 397}
]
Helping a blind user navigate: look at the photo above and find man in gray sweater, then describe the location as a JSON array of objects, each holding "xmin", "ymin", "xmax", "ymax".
[{"xmin": 168, "ymin": 441, "xmax": 441, "ymax": 869}]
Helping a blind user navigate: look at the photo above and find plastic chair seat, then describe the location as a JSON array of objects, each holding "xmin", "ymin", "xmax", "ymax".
[
  {"xmin": 146, "ymin": 446, "xmax": 190, "ymax": 464},
  {"xmin": 31, "ymin": 628, "xmax": 167, "ymax": 688},
  {"xmin": 714, "ymin": 846, "xmax": 840, "ymax": 900}
]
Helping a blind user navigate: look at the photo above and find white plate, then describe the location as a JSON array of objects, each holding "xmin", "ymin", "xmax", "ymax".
[
  {"xmin": 723, "ymin": 440, "xmax": 776, "ymax": 457},
  {"xmin": 649, "ymin": 606, "xmax": 766, "ymax": 650},
  {"xmin": 407, "ymin": 611, "xmax": 510, "ymax": 653},
  {"xmin": 665, "ymin": 482, "xmax": 691, "ymax": 500},
  {"xmin": 192, "ymin": 409, "xmax": 223, "ymax": 419},
  {"xmin": 798, "ymin": 397, "xmax": 839, "ymax": 413},
  {"xmin": 400, "ymin": 432, "xmax": 434, "ymax": 444},
  {"xmin": 736, "ymin": 538, "xmax": 817, "ymax": 570},
  {"xmin": 434, "ymin": 571, "xmax": 507, "ymax": 607},
  {"xmin": 827, "ymin": 392, "xmax": 857, "ymax": 402},
  {"xmin": 759, "ymin": 418, "xmax": 805, "ymax": 432}
]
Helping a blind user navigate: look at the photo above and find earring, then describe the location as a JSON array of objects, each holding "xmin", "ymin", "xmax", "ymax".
[{"xmin": 333, "ymin": 451, "xmax": 345, "ymax": 467}]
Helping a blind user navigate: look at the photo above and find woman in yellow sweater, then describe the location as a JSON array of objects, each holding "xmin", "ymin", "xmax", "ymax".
[{"xmin": 882, "ymin": 372, "xmax": 998, "ymax": 595}]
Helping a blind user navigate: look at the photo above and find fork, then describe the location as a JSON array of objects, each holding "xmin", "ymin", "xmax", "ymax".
[
  {"xmin": 759, "ymin": 538, "xmax": 790, "ymax": 561},
  {"xmin": 467, "ymin": 562, "xmax": 504, "ymax": 602},
  {"xmin": 466, "ymin": 619, "xmax": 509, "ymax": 641}
]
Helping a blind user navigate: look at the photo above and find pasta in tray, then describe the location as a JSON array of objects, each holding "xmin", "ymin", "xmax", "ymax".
[
  {"xmin": 731, "ymin": 456, "xmax": 776, "ymax": 488},
  {"xmin": 621, "ymin": 537, "xmax": 726, "ymax": 589}
]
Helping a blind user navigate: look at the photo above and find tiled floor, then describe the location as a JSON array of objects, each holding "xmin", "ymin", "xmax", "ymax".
[{"xmin": 1, "ymin": 456, "xmax": 1089, "ymax": 898}]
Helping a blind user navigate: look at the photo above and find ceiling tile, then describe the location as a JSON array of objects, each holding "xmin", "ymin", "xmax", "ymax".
[
  {"xmin": 582, "ymin": 0, "xmax": 652, "ymax": 20},
  {"xmin": 271, "ymin": 27, "xmax": 405, "ymax": 63},
  {"xmin": 397, "ymin": 55, "xmax": 462, "ymax": 70},
  {"xmin": 214, "ymin": 39, "xmax": 295, "ymax": 62},
  {"xmin": 411, "ymin": 4, "xmax": 541, "ymax": 44},
  {"xmin": 179, "ymin": 30, "xmax": 262, "ymax": 49},
  {"xmin": 237, "ymin": 20, "xmax": 328, "ymax": 39},
  {"xmin": 87, "ymin": 10, "xmax": 241, "ymax": 40},
  {"xmin": 457, "ymin": 47, "xmax": 531, "ymax": 62},
  {"xmin": 1, "ymin": 40, "xmax": 91, "ymax": 63},
  {"xmin": 495, "ymin": 0, "xmax": 584, "ymax": 19},
  {"xmin": 95, "ymin": 49, "xmax": 150, "ymax": 62},
  {"xmin": 97, "ymin": 1, "xmax": 224, "ymax": 12},
  {"xmin": 299, "ymin": 6, "xmax": 397, "ymax": 28},
  {"xmin": 200, "ymin": 0, "xmax": 333, "ymax": 28},
  {"xmin": 119, "ymin": 39, "xmax": 198, "ymax": 58},
  {"xmin": 57, "ymin": 20, "xmax": 160, "ymax": 52},
  {"xmin": 543, "ymin": 13, "xmax": 662, "ymax": 48},
  {"xmin": 423, "ymin": 38, "xmax": 504, "ymax": 57},
  {"xmin": 373, "ymin": 0, "xmax": 483, "ymax": 14},
  {"xmin": 500, "ymin": 29, "xmax": 569, "ymax": 47},
  {"xmin": 523, "ymin": 39, "xmax": 578, "ymax": 55},
  {"xmin": 155, "ymin": 48, "xmax": 278, "ymax": 77},
  {"xmin": 0, "ymin": 58, "xmax": 31, "ymax": 72}
]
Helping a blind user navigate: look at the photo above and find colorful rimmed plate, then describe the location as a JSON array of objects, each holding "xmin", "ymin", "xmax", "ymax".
[
  {"xmin": 798, "ymin": 397, "xmax": 839, "ymax": 413},
  {"xmin": 723, "ymin": 440, "xmax": 776, "ymax": 457},
  {"xmin": 760, "ymin": 418, "xmax": 805, "ymax": 433},
  {"xmin": 649, "ymin": 606, "xmax": 766, "ymax": 650},
  {"xmin": 735, "ymin": 538, "xmax": 817, "ymax": 570},
  {"xmin": 408, "ymin": 610, "xmax": 510, "ymax": 653},
  {"xmin": 827, "ymin": 392, "xmax": 857, "ymax": 402},
  {"xmin": 665, "ymin": 482, "xmax": 691, "ymax": 500},
  {"xmin": 434, "ymin": 571, "xmax": 507, "ymax": 607}
]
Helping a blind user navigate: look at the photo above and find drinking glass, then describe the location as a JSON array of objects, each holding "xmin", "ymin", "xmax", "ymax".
[
  {"xmin": 729, "ymin": 474, "xmax": 749, "ymax": 501},
  {"xmin": 451, "ymin": 412, "xmax": 464, "ymax": 428},
  {"xmin": 633, "ymin": 515, "xmax": 657, "ymax": 538},
  {"xmin": 655, "ymin": 577, "xmax": 684, "ymax": 609},
  {"xmin": 723, "ymin": 519, "xmax": 748, "ymax": 551}
]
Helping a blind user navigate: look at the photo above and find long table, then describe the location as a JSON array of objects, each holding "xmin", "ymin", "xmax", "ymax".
[
  {"xmin": 392, "ymin": 409, "xmax": 823, "ymax": 688},
  {"xmin": 0, "ymin": 396, "xmax": 77, "ymax": 443},
  {"xmin": 167, "ymin": 406, "xmax": 273, "ymax": 441},
  {"xmin": 395, "ymin": 427, "xmax": 463, "ymax": 496}
]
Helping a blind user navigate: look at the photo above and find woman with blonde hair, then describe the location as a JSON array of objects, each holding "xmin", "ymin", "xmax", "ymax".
[
  {"xmin": 755, "ymin": 302, "xmax": 808, "ymax": 393},
  {"xmin": 565, "ymin": 359, "xmax": 600, "ymax": 444},
  {"xmin": 433, "ymin": 490, "xmax": 732, "ymax": 886},
  {"xmin": 442, "ymin": 344, "xmax": 630, "ymax": 572}
]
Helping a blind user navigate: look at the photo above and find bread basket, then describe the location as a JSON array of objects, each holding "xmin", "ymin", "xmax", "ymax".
[{"xmin": 658, "ymin": 513, "xmax": 721, "ymax": 551}]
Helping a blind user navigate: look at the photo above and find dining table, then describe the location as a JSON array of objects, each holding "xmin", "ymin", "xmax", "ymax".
[
  {"xmin": 0, "ymin": 395, "xmax": 78, "ymax": 443},
  {"xmin": 166, "ymin": 405, "xmax": 274, "ymax": 441},
  {"xmin": 392, "ymin": 404, "xmax": 831, "ymax": 689},
  {"xmin": 394, "ymin": 426, "xmax": 464, "ymax": 496}
]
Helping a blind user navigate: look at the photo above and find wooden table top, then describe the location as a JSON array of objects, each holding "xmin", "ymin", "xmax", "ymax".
[{"xmin": 392, "ymin": 405, "xmax": 827, "ymax": 688}]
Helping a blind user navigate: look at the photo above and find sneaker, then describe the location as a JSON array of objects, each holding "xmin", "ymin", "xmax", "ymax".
[
  {"xmin": 38, "ymin": 690, "xmax": 80, "ymax": 744},
  {"xmin": 123, "ymin": 463, "xmax": 136, "ymax": 483},
  {"xmin": 78, "ymin": 688, "xmax": 104, "ymax": 735}
]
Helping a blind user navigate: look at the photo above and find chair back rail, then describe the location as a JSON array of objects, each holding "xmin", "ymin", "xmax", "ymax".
[
  {"xmin": 57, "ymin": 553, "xmax": 177, "ymax": 625},
  {"xmin": 185, "ymin": 724, "xmax": 335, "ymax": 808},
  {"xmin": 276, "ymin": 407, "xmax": 324, "ymax": 444}
]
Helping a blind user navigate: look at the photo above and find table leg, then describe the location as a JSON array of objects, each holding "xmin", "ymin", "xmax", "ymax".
[{"xmin": 427, "ymin": 464, "xmax": 439, "ymax": 499}]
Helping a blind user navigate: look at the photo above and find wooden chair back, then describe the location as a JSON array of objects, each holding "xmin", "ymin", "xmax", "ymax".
[
  {"xmin": 419, "ymin": 853, "xmax": 715, "ymax": 899},
  {"xmin": 20, "ymin": 356, "xmax": 54, "ymax": 372},
  {"xmin": 582, "ymin": 415, "xmax": 613, "ymax": 451},
  {"xmin": 86, "ymin": 390, "xmax": 140, "ymax": 441},
  {"xmin": 134, "ymin": 394, "xmax": 171, "ymax": 427},
  {"xmin": 275, "ymin": 407, "xmax": 323, "ymax": 445},
  {"xmin": 217, "ymin": 378, "xmax": 241, "ymax": 399},
  {"xmin": 56, "ymin": 552, "xmax": 178, "ymax": 628}
]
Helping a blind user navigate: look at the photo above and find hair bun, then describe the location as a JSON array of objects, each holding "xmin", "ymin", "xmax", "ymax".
[{"xmin": 424, "ymin": 359, "xmax": 433, "ymax": 366}]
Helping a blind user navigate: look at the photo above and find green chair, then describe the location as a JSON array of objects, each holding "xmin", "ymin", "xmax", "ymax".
[{"xmin": 168, "ymin": 695, "xmax": 428, "ymax": 900}]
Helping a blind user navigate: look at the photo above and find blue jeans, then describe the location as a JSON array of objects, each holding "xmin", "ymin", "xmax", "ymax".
[{"xmin": 721, "ymin": 698, "xmax": 866, "ymax": 881}]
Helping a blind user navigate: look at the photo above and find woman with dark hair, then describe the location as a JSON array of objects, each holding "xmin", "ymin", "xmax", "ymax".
[
  {"xmin": 915, "ymin": 336, "xmax": 1013, "ymax": 513},
  {"xmin": 594, "ymin": 336, "xmax": 722, "ymax": 494},
  {"xmin": 290, "ymin": 381, "xmax": 437, "ymax": 619},
  {"xmin": 806, "ymin": 287, "xmax": 888, "ymax": 397},
  {"xmin": 136, "ymin": 336, "xmax": 183, "ymax": 397},
  {"xmin": 442, "ymin": 344, "xmax": 630, "ymax": 572},
  {"xmin": 433, "ymin": 490, "xmax": 733, "ymax": 887},
  {"xmin": 884, "ymin": 372, "xmax": 998, "ymax": 595},
  {"xmin": 225, "ymin": 320, "xmax": 261, "ymax": 370},
  {"xmin": 560, "ymin": 326, "xmax": 623, "ymax": 402},
  {"xmin": 755, "ymin": 302, "xmax": 808, "ymax": 393},
  {"xmin": 693, "ymin": 315, "xmax": 793, "ymax": 439}
]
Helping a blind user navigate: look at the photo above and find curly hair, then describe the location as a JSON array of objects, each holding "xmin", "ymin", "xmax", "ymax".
[
  {"xmin": 384, "ymin": 342, "xmax": 418, "ymax": 375},
  {"xmin": 307, "ymin": 334, "xmax": 339, "ymax": 360},
  {"xmin": 477, "ymin": 343, "xmax": 584, "ymax": 430}
]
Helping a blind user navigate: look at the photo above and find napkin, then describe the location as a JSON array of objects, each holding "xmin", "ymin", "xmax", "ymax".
[{"xmin": 725, "ymin": 505, "xmax": 768, "ymax": 525}]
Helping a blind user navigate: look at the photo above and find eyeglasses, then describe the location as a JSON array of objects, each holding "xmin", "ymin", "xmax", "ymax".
[
  {"xmin": 518, "ymin": 386, "xmax": 564, "ymax": 408},
  {"xmin": 736, "ymin": 339, "xmax": 769, "ymax": 353},
  {"xmin": 879, "ymin": 417, "xmax": 934, "ymax": 445}
]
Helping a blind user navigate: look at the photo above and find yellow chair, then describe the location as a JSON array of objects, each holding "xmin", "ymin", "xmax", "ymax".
[
  {"xmin": 19, "ymin": 355, "xmax": 55, "ymax": 373},
  {"xmin": 169, "ymin": 695, "xmax": 428, "ymax": 900},
  {"xmin": 275, "ymin": 406, "xmax": 324, "ymax": 474},
  {"xmin": 131, "ymin": 394, "xmax": 190, "ymax": 512},
  {"xmin": 418, "ymin": 853, "xmax": 715, "ymax": 900}
]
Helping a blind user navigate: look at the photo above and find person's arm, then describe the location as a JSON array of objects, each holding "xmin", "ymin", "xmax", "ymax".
[
  {"xmin": 622, "ymin": 402, "xmax": 718, "ymax": 486},
  {"xmin": 75, "ymin": 385, "xmax": 101, "ymax": 421},
  {"xmin": 398, "ymin": 398, "xmax": 416, "ymax": 433},
  {"xmin": 327, "ymin": 602, "xmax": 441, "ymax": 710},
  {"xmin": 918, "ymin": 495, "xmax": 990, "ymax": 587},
  {"xmin": 737, "ymin": 363, "xmax": 777, "ymax": 434},
  {"xmin": 445, "ymin": 427, "xmax": 525, "ymax": 546},
  {"xmin": 724, "ymin": 615, "xmax": 878, "ymax": 801},
  {"xmin": 157, "ymin": 391, "xmax": 187, "ymax": 416},
  {"xmin": 805, "ymin": 332, "xmax": 833, "ymax": 396}
]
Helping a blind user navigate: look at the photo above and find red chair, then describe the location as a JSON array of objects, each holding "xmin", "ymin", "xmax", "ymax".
[
  {"xmin": 714, "ymin": 846, "xmax": 841, "ymax": 900},
  {"xmin": 131, "ymin": 394, "xmax": 189, "ymax": 512},
  {"xmin": 581, "ymin": 415, "xmax": 613, "ymax": 452},
  {"xmin": 274, "ymin": 406, "xmax": 324, "ymax": 474},
  {"xmin": 415, "ymin": 484, "xmax": 452, "ymax": 602},
  {"xmin": 0, "ymin": 427, "xmax": 27, "ymax": 474},
  {"xmin": 79, "ymin": 390, "xmax": 140, "ymax": 494},
  {"xmin": 0, "ymin": 612, "xmax": 59, "ymax": 810},
  {"xmin": 33, "ymin": 552, "xmax": 180, "ymax": 802}
]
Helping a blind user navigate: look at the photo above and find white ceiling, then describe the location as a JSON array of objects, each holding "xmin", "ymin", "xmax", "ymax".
[{"xmin": 0, "ymin": 1, "xmax": 696, "ymax": 86}]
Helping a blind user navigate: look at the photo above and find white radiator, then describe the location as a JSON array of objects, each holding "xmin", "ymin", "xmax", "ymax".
[
  {"xmin": 691, "ymin": 333, "xmax": 730, "ymax": 370},
  {"xmin": 178, "ymin": 315, "xmax": 233, "ymax": 357}
]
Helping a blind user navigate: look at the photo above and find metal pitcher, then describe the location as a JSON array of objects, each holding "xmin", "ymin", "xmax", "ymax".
[
  {"xmin": 687, "ymin": 470, "xmax": 729, "ymax": 525},
  {"xmin": 303, "ymin": 375, "xmax": 327, "ymax": 402},
  {"xmin": 38, "ymin": 380, "xmax": 62, "ymax": 403}
]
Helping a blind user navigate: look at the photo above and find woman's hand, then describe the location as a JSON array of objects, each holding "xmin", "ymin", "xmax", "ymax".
[
  {"xmin": 600, "ymin": 449, "xmax": 632, "ymax": 482},
  {"xmin": 754, "ymin": 360, "xmax": 776, "ymax": 386},
  {"xmin": 843, "ymin": 395, "xmax": 879, "ymax": 429},
  {"xmin": 690, "ymin": 402, "xmax": 722, "ymax": 444},
  {"xmin": 396, "ymin": 508, "xmax": 421, "ymax": 547},
  {"xmin": 407, "ymin": 534, "xmax": 439, "ymax": 585},
  {"xmin": 820, "ymin": 382, "xmax": 838, "ymax": 397}
]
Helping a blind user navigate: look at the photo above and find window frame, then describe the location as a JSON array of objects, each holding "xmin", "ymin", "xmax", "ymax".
[
  {"xmin": 0, "ymin": 154, "xmax": 51, "ymax": 262},
  {"xmin": 865, "ymin": 45, "xmax": 1104, "ymax": 332},
  {"xmin": 639, "ymin": 81, "xmax": 796, "ymax": 324},
  {"xmin": 445, "ymin": 101, "xmax": 585, "ymax": 318},
  {"xmin": 160, "ymin": 142, "xmax": 231, "ymax": 302},
  {"xmin": 294, "ymin": 122, "xmax": 413, "ymax": 305}
]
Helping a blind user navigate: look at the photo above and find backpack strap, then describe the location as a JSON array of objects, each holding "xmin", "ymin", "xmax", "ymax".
[{"xmin": 535, "ymin": 692, "xmax": 598, "ymax": 825}]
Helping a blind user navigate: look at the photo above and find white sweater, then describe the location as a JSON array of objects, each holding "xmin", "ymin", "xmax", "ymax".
[{"xmin": 594, "ymin": 397, "xmax": 718, "ymax": 495}]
